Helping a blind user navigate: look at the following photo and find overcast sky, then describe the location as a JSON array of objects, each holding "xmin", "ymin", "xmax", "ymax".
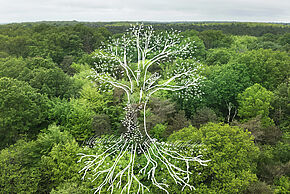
[{"xmin": 0, "ymin": 0, "xmax": 289, "ymax": 23}]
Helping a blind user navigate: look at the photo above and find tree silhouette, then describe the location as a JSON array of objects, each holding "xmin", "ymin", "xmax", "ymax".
[{"xmin": 78, "ymin": 24, "xmax": 209, "ymax": 194}]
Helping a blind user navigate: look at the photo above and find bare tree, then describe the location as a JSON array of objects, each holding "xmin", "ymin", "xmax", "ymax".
[{"xmin": 78, "ymin": 24, "xmax": 209, "ymax": 194}]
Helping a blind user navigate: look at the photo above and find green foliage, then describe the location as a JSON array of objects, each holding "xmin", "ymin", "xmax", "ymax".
[
  {"xmin": 273, "ymin": 132, "xmax": 290, "ymax": 164},
  {"xmin": 203, "ymin": 62, "xmax": 252, "ymax": 115},
  {"xmin": 25, "ymin": 57, "xmax": 57, "ymax": 69},
  {"xmin": 180, "ymin": 29, "xmax": 199, "ymax": 38},
  {"xmin": 79, "ymin": 82, "xmax": 124, "ymax": 133},
  {"xmin": 271, "ymin": 81, "xmax": 290, "ymax": 131},
  {"xmin": 191, "ymin": 107, "xmax": 219, "ymax": 128},
  {"xmin": 59, "ymin": 55, "xmax": 76, "ymax": 75},
  {"xmin": 274, "ymin": 176, "xmax": 290, "ymax": 194},
  {"xmin": 72, "ymin": 24, "xmax": 109, "ymax": 53},
  {"xmin": 47, "ymin": 78, "xmax": 124, "ymax": 140},
  {"xmin": 167, "ymin": 125, "xmax": 198, "ymax": 142},
  {"xmin": 0, "ymin": 51, "xmax": 9, "ymax": 58},
  {"xmin": 165, "ymin": 58, "xmax": 205, "ymax": 117},
  {"xmin": 0, "ymin": 35, "xmax": 31, "ymax": 57},
  {"xmin": 21, "ymin": 67, "xmax": 80, "ymax": 99},
  {"xmin": 79, "ymin": 84, "xmax": 112, "ymax": 113},
  {"xmin": 261, "ymin": 33, "xmax": 278, "ymax": 42},
  {"xmin": 35, "ymin": 125, "xmax": 76, "ymax": 156},
  {"xmin": 40, "ymin": 139, "xmax": 83, "ymax": 189},
  {"xmin": 278, "ymin": 33, "xmax": 290, "ymax": 52},
  {"xmin": 234, "ymin": 116, "xmax": 281, "ymax": 145},
  {"xmin": 199, "ymin": 30, "xmax": 233, "ymax": 49},
  {"xmin": 252, "ymin": 40, "xmax": 282, "ymax": 51},
  {"xmin": 0, "ymin": 57, "xmax": 28, "ymax": 79},
  {"xmin": 245, "ymin": 32, "xmax": 290, "ymax": 52},
  {"xmin": 278, "ymin": 33, "xmax": 290, "ymax": 45},
  {"xmin": 205, "ymin": 48, "xmax": 235, "ymax": 66},
  {"xmin": 0, "ymin": 140, "xmax": 41, "ymax": 194},
  {"xmin": 0, "ymin": 77, "xmax": 48, "ymax": 148},
  {"xmin": 238, "ymin": 84, "xmax": 274, "ymax": 122},
  {"xmin": 244, "ymin": 181, "xmax": 273, "ymax": 194},
  {"xmin": 0, "ymin": 57, "xmax": 57, "ymax": 79},
  {"xmin": 50, "ymin": 181, "xmax": 91, "ymax": 194},
  {"xmin": 0, "ymin": 125, "xmax": 90, "ymax": 193},
  {"xmin": 185, "ymin": 35, "xmax": 207, "ymax": 61},
  {"xmin": 48, "ymin": 98, "xmax": 95, "ymax": 142},
  {"xmin": 29, "ymin": 30, "xmax": 84, "ymax": 64},
  {"xmin": 34, "ymin": 125, "xmax": 88, "ymax": 192},
  {"xmin": 0, "ymin": 23, "xmax": 111, "ymax": 63},
  {"xmin": 92, "ymin": 114, "xmax": 112, "ymax": 136},
  {"xmin": 236, "ymin": 49, "xmax": 290, "ymax": 90},
  {"xmin": 149, "ymin": 123, "xmax": 167, "ymax": 140},
  {"xmin": 0, "ymin": 22, "xmax": 289, "ymax": 193},
  {"xmin": 231, "ymin": 35, "xmax": 258, "ymax": 52},
  {"xmin": 0, "ymin": 57, "xmax": 79, "ymax": 99},
  {"xmin": 168, "ymin": 123, "xmax": 259, "ymax": 193},
  {"xmin": 256, "ymin": 136, "xmax": 289, "ymax": 185}
]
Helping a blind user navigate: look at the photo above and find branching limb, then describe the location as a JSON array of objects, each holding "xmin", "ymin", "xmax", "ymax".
[
  {"xmin": 92, "ymin": 71, "xmax": 131, "ymax": 102},
  {"xmin": 147, "ymin": 81, "xmax": 197, "ymax": 98}
]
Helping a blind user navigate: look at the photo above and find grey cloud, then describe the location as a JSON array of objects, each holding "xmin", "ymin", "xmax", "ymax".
[{"xmin": 0, "ymin": 0, "xmax": 289, "ymax": 23}]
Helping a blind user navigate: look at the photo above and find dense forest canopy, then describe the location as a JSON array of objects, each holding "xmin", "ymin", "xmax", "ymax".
[{"xmin": 0, "ymin": 21, "xmax": 289, "ymax": 193}]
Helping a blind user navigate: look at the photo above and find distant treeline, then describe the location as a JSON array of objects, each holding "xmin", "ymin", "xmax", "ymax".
[
  {"xmin": 105, "ymin": 22, "xmax": 290, "ymax": 36},
  {"xmin": 2, "ymin": 21, "xmax": 290, "ymax": 36}
]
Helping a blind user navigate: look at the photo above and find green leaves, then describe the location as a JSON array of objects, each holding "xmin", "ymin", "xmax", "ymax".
[
  {"xmin": 205, "ymin": 48, "xmax": 235, "ymax": 66},
  {"xmin": 0, "ymin": 141, "xmax": 41, "ymax": 194},
  {"xmin": 0, "ymin": 125, "xmax": 92, "ymax": 193},
  {"xmin": 236, "ymin": 49, "xmax": 290, "ymax": 90},
  {"xmin": 168, "ymin": 123, "xmax": 259, "ymax": 193},
  {"xmin": 48, "ymin": 98, "xmax": 95, "ymax": 142},
  {"xmin": 0, "ymin": 77, "xmax": 49, "ymax": 149},
  {"xmin": 238, "ymin": 83, "xmax": 274, "ymax": 121},
  {"xmin": 199, "ymin": 30, "xmax": 233, "ymax": 49},
  {"xmin": 23, "ymin": 67, "xmax": 80, "ymax": 99},
  {"xmin": 202, "ymin": 62, "xmax": 252, "ymax": 115},
  {"xmin": 0, "ymin": 22, "xmax": 288, "ymax": 193}
]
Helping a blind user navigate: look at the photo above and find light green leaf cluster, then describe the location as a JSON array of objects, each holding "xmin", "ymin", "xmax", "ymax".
[
  {"xmin": 238, "ymin": 83, "xmax": 274, "ymax": 123},
  {"xmin": 168, "ymin": 123, "xmax": 259, "ymax": 193}
]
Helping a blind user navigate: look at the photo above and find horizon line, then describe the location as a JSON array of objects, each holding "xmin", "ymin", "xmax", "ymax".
[{"xmin": 0, "ymin": 20, "xmax": 289, "ymax": 25}]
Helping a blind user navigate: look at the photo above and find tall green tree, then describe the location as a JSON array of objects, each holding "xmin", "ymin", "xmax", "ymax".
[
  {"xmin": 236, "ymin": 49, "xmax": 290, "ymax": 90},
  {"xmin": 0, "ymin": 77, "xmax": 48, "ymax": 149},
  {"xmin": 202, "ymin": 62, "xmax": 252, "ymax": 117},
  {"xmin": 20, "ymin": 67, "xmax": 80, "ymax": 99},
  {"xmin": 168, "ymin": 123, "xmax": 259, "ymax": 193},
  {"xmin": 0, "ymin": 140, "xmax": 41, "ymax": 193},
  {"xmin": 238, "ymin": 83, "xmax": 274, "ymax": 122},
  {"xmin": 0, "ymin": 125, "xmax": 91, "ymax": 193},
  {"xmin": 0, "ymin": 57, "xmax": 28, "ymax": 79}
]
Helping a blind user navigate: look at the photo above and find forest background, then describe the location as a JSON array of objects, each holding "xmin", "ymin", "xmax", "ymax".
[{"xmin": 0, "ymin": 21, "xmax": 289, "ymax": 193}]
